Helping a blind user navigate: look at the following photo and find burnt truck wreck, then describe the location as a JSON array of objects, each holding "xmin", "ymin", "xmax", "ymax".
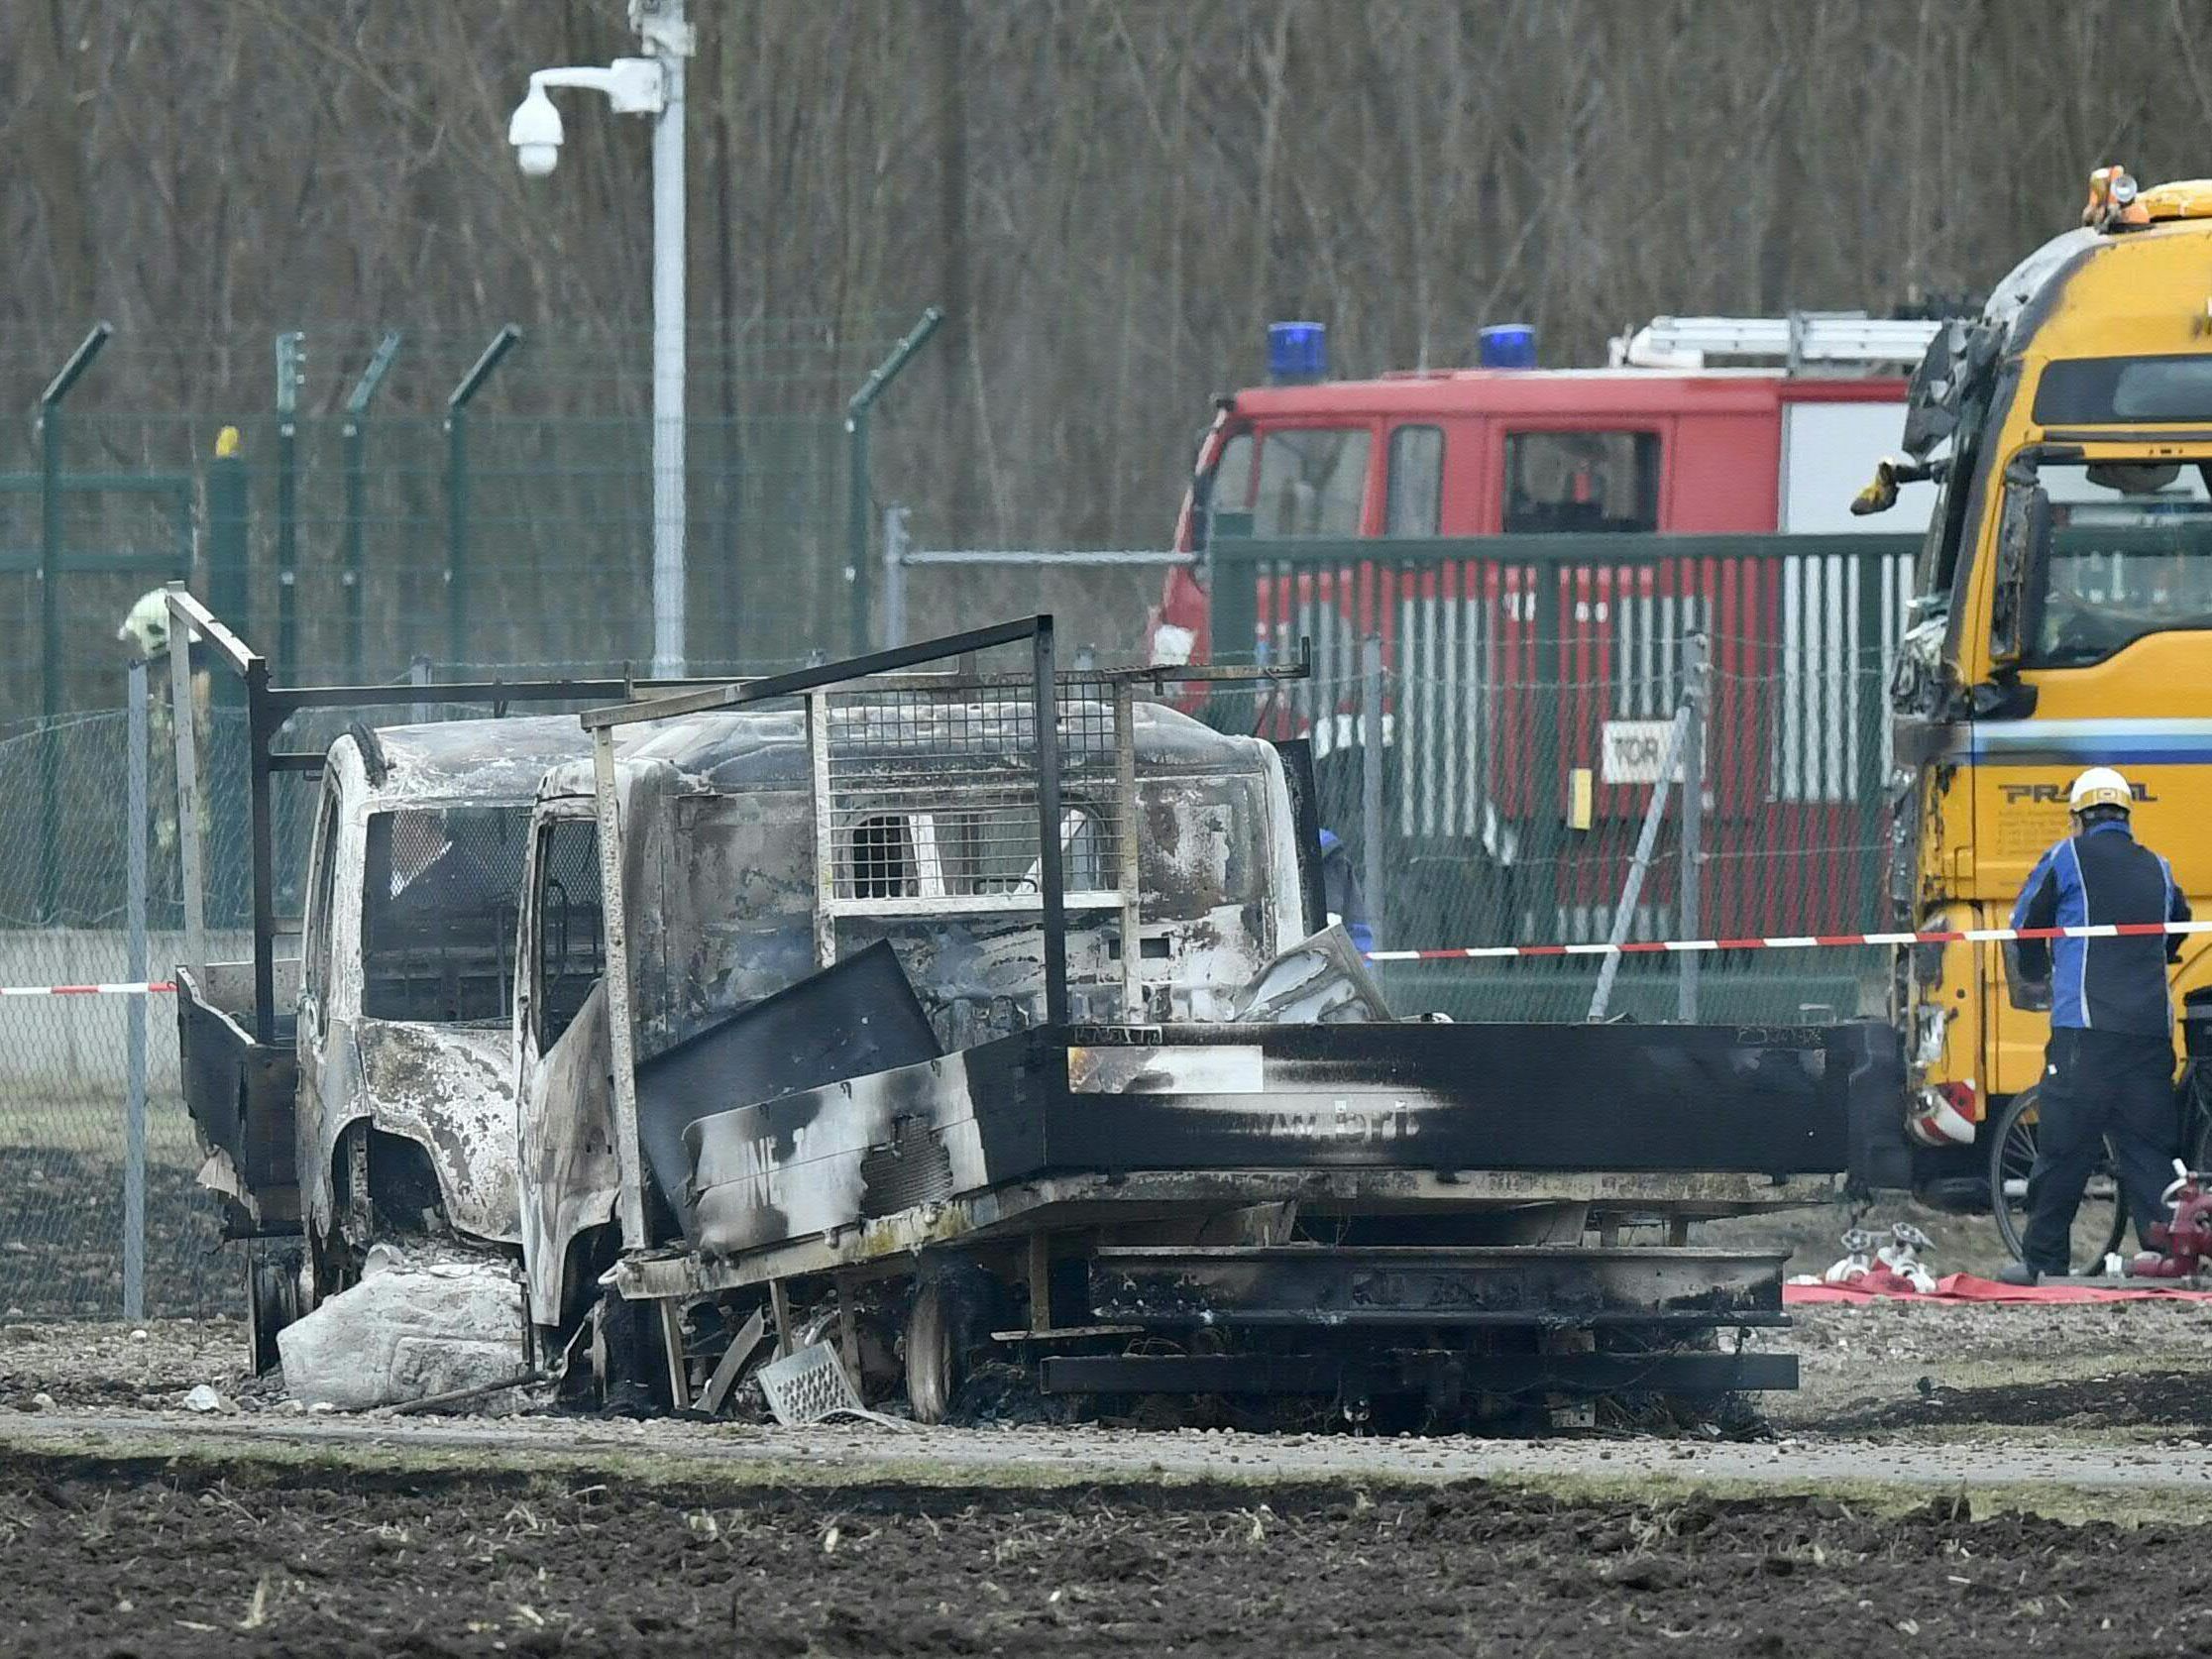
[
  {"xmin": 159, "ymin": 589, "xmax": 685, "ymax": 1388},
  {"xmin": 166, "ymin": 592, "xmax": 1894, "ymax": 1423},
  {"xmin": 520, "ymin": 618, "xmax": 1882, "ymax": 1424}
]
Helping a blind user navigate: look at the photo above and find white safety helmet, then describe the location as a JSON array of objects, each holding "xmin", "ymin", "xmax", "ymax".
[{"xmin": 2068, "ymin": 766, "xmax": 2134, "ymax": 814}]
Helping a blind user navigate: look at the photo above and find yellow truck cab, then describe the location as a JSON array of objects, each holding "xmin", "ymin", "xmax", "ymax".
[{"xmin": 1882, "ymin": 168, "xmax": 2212, "ymax": 1218}]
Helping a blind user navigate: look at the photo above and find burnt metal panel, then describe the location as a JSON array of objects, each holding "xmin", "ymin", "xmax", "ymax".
[
  {"xmin": 1272, "ymin": 738, "xmax": 1329, "ymax": 939},
  {"xmin": 175, "ymin": 967, "xmax": 298, "ymax": 1233},
  {"xmin": 684, "ymin": 1027, "xmax": 1050, "ymax": 1258},
  {"xmin": 1039, "ymin": 1350, "xmax": 1799, "ymax": 1396},
  {"xmin": 635, "ymin": 940, "xmax": 940, "ymax": 1239},
  {"xmin": 1043, "ymin": 1021, "xmax": 1850, "ymax": 1176},
  {"xmin": 1835, "ymin": 1018, "xmax": 1911, "ymax": 1194},
  {"xmin": 680, "ymin": 1017, "xmax": 1860, "ymax": 1260},
  {"xmin": 1087, "ymin": 1245, "xmax": 1786, "ymax": 1328}
]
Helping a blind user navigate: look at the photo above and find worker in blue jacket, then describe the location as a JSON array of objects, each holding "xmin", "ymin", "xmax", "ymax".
[
  {"xmin": 2001, "ymin": 766, "xmax": 2191, "ymax": 1283},
  {"xmin": 1317, "ymin": 828, "xmax": 1375, "ymax": 953}
]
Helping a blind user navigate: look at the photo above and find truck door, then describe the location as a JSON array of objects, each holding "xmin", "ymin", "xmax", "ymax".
[
  {"xmin": 514, "ymin": 806, "xmax": 617, "ymax": 1330},
  {"xmin": 295, "ymin": 774, "xmax": 343, "ymax": 1174},
  {"xmin": 1218, "ymin": 421, "xmax": 1381, "ymax": 695}
]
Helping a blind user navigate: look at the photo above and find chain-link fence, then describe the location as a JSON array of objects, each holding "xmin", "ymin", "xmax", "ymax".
[
  {"xmin": 1191, "ymin": 646, "xmax": 1896, "ymax": 1026},
  {"xmin": 0, "ymin": 316, "xmax": 929, "ymax": 731},
  {"xmin": 0, "ymin": 704, "xmax": 231, "ymax": 1317}
]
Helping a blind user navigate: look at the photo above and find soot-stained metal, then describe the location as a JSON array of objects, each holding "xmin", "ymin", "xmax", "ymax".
[
  {"xmin": 517, "ymin": 620, "xmax": 1311, "ymax": 1310},
  {"xmin": 164, "ymin": 586, "xmax": 722, "ymax": 1262}
]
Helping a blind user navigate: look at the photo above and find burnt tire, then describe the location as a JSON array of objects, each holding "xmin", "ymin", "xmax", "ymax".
[
  {"xmin": 247, "ymin": 1242, "xmax": 305, "ymax": 1377},
  {"xmin": 904, "ymin": 1264, "xmax": 1001, "ymax": 1425}
]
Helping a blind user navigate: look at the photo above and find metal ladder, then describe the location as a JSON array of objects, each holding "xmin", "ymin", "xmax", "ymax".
[{"xmin": 1610, "ymin": 312, "xmax": 1946, "ymax": 372}]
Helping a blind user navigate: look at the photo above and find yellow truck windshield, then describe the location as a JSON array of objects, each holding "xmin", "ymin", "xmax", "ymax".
[{"xmin": 2030, "ymin": 457, "xmax": 2212, "ymax": 666}]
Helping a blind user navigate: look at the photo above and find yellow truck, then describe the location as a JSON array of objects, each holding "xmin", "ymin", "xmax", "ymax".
[{"xmin": 1873, "ymin": 167, "xmax": 2212, "ymax": 1265}]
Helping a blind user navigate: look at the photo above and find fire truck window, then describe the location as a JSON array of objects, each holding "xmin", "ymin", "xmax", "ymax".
[
  {"xmin": 1210, "ymin": 431, "xmax": 1255, "ymax": 519},
  {"xmin": 1385, "ymin": 426, "xmax": 1444, "ymax": 536},
  {"xmin": 1248, "ymin": 429, "xmax": 1371, "ymax": 537},
  {"xmin": 1503, "ymin": 432, "xmax": 1660, "ymax": 534}
]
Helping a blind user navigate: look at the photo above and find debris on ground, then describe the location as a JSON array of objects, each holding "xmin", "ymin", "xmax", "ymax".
[{"xmin": 276, "ymin": 1243, "xmax": 525, "ymax": 1411}]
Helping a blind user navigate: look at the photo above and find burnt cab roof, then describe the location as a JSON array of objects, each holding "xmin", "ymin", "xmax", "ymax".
[
  {"xmin": 535, "ymin": 699, "xmax": 1274, "ymax": 802},
  {"xmin": 329, "ymin": 714, "xmax": 600, "ymax": 806}
]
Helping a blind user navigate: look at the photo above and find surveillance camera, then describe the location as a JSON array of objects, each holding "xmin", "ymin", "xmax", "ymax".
[{"xmin": 507, "ymin": 83, "xmax": 564, "ymax": 176}]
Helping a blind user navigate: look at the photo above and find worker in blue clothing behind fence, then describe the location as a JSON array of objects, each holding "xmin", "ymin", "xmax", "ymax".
[
  {"xmin": 1316, "ymin": 828, "xmax": 1374, "ymax": 953},
  {"xmin": 2000, "ymin": 766, "xmax": 2191, "ymax": 1284}
]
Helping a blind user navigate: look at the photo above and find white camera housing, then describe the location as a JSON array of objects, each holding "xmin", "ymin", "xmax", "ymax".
[{"xmin": 507, "ymin": 59, "xmax": 664, "ymax": 178}]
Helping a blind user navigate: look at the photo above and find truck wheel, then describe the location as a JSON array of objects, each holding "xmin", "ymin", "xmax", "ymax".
[
  {"xmin": 904, "ymin": 1265, "xmax": 999, "ymax": 1425},
  {"xmin": 247, "ymin": 1242, "xmax": 305, "ymax": 1376},
  {"xmin": 1989, "ymin": 1087, "xmax": 2127, "ymax": 1273}
]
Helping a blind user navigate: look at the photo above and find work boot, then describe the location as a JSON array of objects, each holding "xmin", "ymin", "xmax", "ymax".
[{"xmin": 1995, "ymin": 1261, "xmax": 2041, "ymax": 1287}]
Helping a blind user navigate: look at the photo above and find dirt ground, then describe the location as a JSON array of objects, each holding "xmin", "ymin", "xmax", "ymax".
[
  {"xmin": 13, "ymin": 1447, "xmax": 2212, "ymax": 1659},
  {"xmin": 11, "ymin": 1294, "xmax": 2212, "ymax": 1655},
  {"xmin": 0, "ymin": 1143, "xmax": 231, "ymax": 1320}
]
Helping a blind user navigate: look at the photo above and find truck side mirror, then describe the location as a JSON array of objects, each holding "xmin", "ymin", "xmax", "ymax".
[{"xmin": 1989, "ymin": 480, "xmax": 2052, "ymax": 668}]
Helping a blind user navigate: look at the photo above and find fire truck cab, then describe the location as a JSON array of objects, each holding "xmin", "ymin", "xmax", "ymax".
[{"xmin": 1149, "ymin": 316, "xmax": 1945, "ymax": 669}]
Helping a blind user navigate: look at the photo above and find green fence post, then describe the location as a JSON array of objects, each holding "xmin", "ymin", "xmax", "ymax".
[
  {"xmin": 204, "ymin": 426, "xmax": 251, "ymax": 926},
  {"xmin": 343, "ymin": 331, "xmax": 402, "ymax": 680},
  {"xmin": 444, "ymin": 326, "xmax": 522, "ymax": 673},
  {"xmin": 36, "ymin": 322, "xmax": 112, "ymax": 922},
  {"xmin": 845, "ymin": 307, "xmax": 942, "ymax": 653},
  {"xmin": 206, "ymin": 425, "xmax": 250, "ymax": 625},
  {"xmin": 274, "ymin": 332, "xmax": 304, "ymax": 685},
  {"xmin": 1208, "ymin": 535, "xmax": 1260, "ymax": 672}
]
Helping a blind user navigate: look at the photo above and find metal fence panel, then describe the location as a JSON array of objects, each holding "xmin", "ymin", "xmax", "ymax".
[{"xmin": 1206, "ymin": 532, "xmax": 1922, "ymax": 1024}]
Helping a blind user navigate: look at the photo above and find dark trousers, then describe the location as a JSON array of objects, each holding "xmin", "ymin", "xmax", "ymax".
[{"xmin": 2023, "ymin": 1026, "xmax": 2181, "ymax": 1272}]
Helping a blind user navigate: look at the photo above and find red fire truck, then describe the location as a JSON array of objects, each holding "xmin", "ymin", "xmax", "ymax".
[{"xmin": 1151, "ymin": 316, "xmax": 1945, "ymax": 988}]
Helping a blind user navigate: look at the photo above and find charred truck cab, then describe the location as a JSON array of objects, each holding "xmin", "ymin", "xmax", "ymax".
[
  {"xmin": 526, "ymin": 618, "xmax": 1880, "ymax": 1426},
  {"xmin": 163, "ymin": 589, "xmax": 681, "ymax": 1375},
  {"xmin": 1866, "ymin": 169, "xmax": 2212, "ymax": 1239}
]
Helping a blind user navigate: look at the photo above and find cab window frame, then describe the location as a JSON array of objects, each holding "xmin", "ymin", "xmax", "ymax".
[
  {"xmin": 2019, "ymin": 452, "xmax": 2212, "ymax": 671},
  {"xmin": 1384, "ymin": 424, "xmax": 1446, "ymax": 537},
  {"xmin": 300, "ymin": 776, "xmax": 343, "ymax": 1011},
  {"xmin": 1499, "ymin": 428, "xmax": 1662, "ymax": 535},
  {"xmin": 1210, "ymin": 421, "xmax": 1377, "ymax": 539},
  {"xmin": 530, "ymin": 811, "xmax": 606, "ymax": 1051}
]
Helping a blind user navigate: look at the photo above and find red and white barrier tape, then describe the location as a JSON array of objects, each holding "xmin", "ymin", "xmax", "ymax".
[
  {"xmin": 5, "ymin": 919, "xmax": 2208, "ymax": 990},
  {"xmin": 0, "ymin": 981, "xmax": 175, "ymax": 998},
  {"xmin": 1364, "ymin": 919, "xmax": 2212, "ymax": 962}
]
